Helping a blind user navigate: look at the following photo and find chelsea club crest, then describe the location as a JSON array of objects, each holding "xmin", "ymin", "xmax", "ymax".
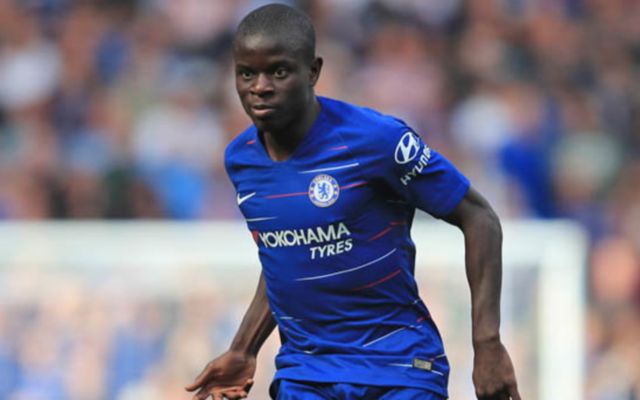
[{"xmin": 308, "ymin": 174, "xmax": 340, "ymax": 207}]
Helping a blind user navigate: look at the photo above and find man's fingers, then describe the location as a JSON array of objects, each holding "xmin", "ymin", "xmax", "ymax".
[
  {"xmin": 192, "ymin": 386, "xmax": 209, "ymax": 400},
  {"xmin": 509, "ymin": 383, "xmax": 521, "ymax": 400},
  {"xmin": 193, "ymin": 385, "xmax": 251, "ymax": 400},
  {"xmin": 186, "ymin": 371, "xmax": 212, "ymax": 392},
  {"xmin": 195, "ymin": 382, "xmax": 220, "ymax": 400},
  {"xmin": 222, "ymin": 385, "xmax": 252, "ymax": 399},
  {"xmin": 185, "ymin": 381, "xmax": 201, "ymax": 393},
  {"xmin": 186, "ymin": 364, "xmax": 220, "ymax": 392},
  {"xmin": 219, "ymin": 388, "xmax": 248, "ymax": 399},
  {"xmin": 242, "ymin": 378, "xmax": 254, "ymax": 392},
  {"xmin": 187, "ymin": 371, "xmax": 252, "ymax": 400},
  {"xmin": 209, "ymin": 379, "xmax": 252, "ymax": 400}
]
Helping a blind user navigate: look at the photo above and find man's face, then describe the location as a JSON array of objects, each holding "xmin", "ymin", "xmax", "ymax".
[{"xmin": 234, "ymin": 34, "xmax": 320, "ymax": 132}]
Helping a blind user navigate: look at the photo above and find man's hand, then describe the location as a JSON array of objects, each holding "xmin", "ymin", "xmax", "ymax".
[
  {"xmin": 186, "ymin": 273, "xmax": 275, "ymax": 399},
  {"xmin": 185, "ymin": 350, "xmax": 257, "ymax": 400},
  {"xmin": 473, "ymin": 338, "xmax": 520, "ymax": 399}
]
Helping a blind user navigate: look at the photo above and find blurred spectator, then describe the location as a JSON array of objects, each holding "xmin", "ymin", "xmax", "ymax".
[
  {"xmin": 588, "ymin": 237, "xmax": 640, "ymax": 398},
  {"xmin": 131, "ymin": 62, "xmax": 224, "ymax": 219}
]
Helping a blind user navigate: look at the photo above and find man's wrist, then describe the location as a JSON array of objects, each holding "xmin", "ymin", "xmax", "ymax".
[
  {"xmin": 230, "ymin": 339, "xmax": 259, "ymax": 356},
  {"xmin": 472, "ymin": 333, "xmax": 501, "ymax": 348}
]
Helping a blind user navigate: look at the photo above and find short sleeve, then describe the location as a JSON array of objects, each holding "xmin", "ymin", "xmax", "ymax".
[
  {"xmin": 372, "ymin": 123, "xmax": 470, "ymax": 217},
  {"xmin": 223, "ymin": 143, "xmax": 238, "ymax": 191}
]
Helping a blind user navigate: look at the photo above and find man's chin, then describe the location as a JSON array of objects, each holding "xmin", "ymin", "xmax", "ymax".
[{"xmin": 252, "ymin": 116, "xmax": 284, "ymax": 132}]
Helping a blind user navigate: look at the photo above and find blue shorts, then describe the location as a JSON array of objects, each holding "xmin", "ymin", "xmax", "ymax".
[{"xmin": 270, "ymin": 379, "xmax": 446, "ymax": 399}]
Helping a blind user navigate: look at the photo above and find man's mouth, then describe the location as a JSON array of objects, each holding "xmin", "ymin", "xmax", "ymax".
[{"xmin": 251, "ymin": 104, "xmax": 277, "ymax": 118}]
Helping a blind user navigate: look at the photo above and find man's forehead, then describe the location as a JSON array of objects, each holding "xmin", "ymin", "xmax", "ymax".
[{"xmin": 234, "ymin": 33, "xmax": 300, "ymax": 58}]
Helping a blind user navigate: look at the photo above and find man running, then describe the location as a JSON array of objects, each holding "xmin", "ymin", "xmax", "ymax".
[{"xmin": 187, "ymin": 4, "xmax": 520, "ymax": 400}]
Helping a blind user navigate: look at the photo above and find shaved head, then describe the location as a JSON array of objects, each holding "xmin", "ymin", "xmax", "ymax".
[{"xmin": 234, "ymin": 3, "xmax": 316, "ymax": 63}]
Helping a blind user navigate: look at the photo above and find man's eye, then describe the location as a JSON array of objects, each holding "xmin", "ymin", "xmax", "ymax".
[
  {"xmin": 240, "ymin": 71, "xmax": 254, "ymax": 79},
  {"xmin": 274, "ymin": 68, "xmax": 288, "ymax": 78}
]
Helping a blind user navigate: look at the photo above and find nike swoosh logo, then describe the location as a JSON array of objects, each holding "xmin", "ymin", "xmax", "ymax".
[{"xmin": 237, "ymin": 192, "xmax": 256, "ymax": 205}]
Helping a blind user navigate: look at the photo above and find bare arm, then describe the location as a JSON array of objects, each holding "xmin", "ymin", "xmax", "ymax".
[
  {"xmin": 186, "ymin": 273, "xmax": 276, "ymax": 400},
  {"xmin": 442, "ymin": 186, "xmax": 520, "ymax": 399},
  {"xmin": 230, "ymin": 272, "xmax": 277, "ymax": 356},
  {"xmin": 442, "ymin": 187, "xmax": 502, "ymax": 345}
]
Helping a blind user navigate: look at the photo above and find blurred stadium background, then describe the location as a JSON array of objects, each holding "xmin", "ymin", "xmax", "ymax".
[{"xmin": 0, "ymin": 0, "xmax": 638, "ymax": 399}]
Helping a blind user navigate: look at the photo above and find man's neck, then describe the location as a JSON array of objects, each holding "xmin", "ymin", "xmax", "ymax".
[{"xmin": 262, "ymin": 97, "xmax": 320, "ymax": 162}]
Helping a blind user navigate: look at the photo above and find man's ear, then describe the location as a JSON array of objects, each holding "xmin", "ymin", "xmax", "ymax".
[{"xmin": 309, "ymin": 57, "xmax": 323, "ymax": 87}]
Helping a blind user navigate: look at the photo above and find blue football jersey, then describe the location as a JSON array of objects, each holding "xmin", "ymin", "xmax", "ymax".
[{"xmin": 224, "ymin": 97, "xmax": 470, "ymax": 397}]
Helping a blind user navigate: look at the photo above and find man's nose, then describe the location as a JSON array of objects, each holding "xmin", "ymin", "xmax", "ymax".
[{"xmin": 251, "ymin": 73, "xmax": 274, "ymax": 95}]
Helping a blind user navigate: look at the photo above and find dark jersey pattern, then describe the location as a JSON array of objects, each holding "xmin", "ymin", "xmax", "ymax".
[{"xmin": 224, "ymin": 97, "xmax": 469, "ymax": 397}]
